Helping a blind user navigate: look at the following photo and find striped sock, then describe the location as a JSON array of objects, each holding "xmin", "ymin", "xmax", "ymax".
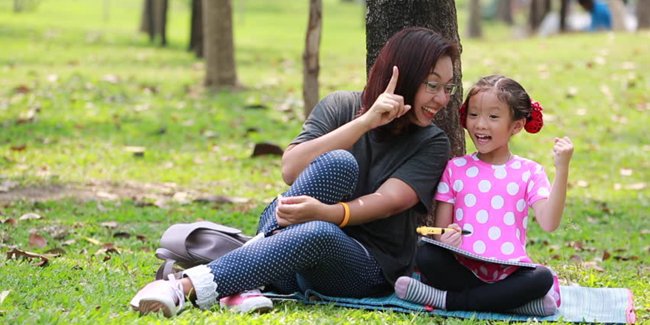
[
  {"xmin": 394, "ymin": 276, "xmax": 446, "ymax": 309},
  {"xmin": 508, "ymin": 293, "xmax": 557, "ymax": 316}
]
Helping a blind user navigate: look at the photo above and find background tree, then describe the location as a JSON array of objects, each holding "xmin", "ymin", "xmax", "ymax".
[
  {"xmin": 467, "ymin": 0, "xmax": 483, "ymax": 38},
  {"xmin": 638, "ymin": 0, "xmax": 650, "ymax": 29},
  {"xmin": 303, "ymin": 0, "xmax": 323, "ymax": 118},
  {"xmin": 202, "ymin": 0, "xmax": 239, "ymax": 89},
  {"xmin": 366, "ymin": 0, "xmax": 465, "ymax": 225},
  {"xmin": 496, "ymin": 0, "xmax": 514, "ymax": 25},
  {"xmin": 559, "ymin": 0, "xmax": 569, "ymax": 33},
  {"xmin": 189, "ymin": 0, "xmax": 204, "ymax": 58},
  {"xmin": 139, "ymin": 0, "xmax": 168, "ymax": 46},
  {"xmin": 528, "ymin": 0, "xmax": 551, "ymax": 34},
  {"xmin": 609, "ymin": 0, "xmax": 627, "ymax": 31}
]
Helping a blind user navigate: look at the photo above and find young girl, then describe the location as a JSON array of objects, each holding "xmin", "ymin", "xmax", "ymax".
[{"xmin": 394, "ymin": 75, "xmax": 574, "ymax": 316}]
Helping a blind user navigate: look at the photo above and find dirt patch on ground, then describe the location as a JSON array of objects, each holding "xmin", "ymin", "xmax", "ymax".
[{"xmin": 0, "ymin": 180, "xmax": 248, "ymax": 205}]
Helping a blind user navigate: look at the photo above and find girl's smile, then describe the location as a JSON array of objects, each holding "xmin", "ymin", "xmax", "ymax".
[{"xmin": 466, "ymin": 90, "xmax": 524, "ymax": 164}]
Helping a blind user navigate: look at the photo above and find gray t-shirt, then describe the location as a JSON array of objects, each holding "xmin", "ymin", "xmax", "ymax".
[{"xmin": 291, "ymin": 91, "xmax": 450, "ymax": 283}]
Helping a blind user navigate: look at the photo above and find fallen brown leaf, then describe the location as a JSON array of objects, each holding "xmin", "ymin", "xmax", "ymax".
[
  {"xmin": 6, "ymin": 247, "xmax": 53, "ymax": 267},
  {"xmin": 1, "ymin": 218, "xmax": 16, "ymax": 226},
  {"xmin": 602, "ymin": 250, "xmax": 611, "ymax": 261},
  {"xmin": 29, "ymin": 232, "xmax": 47, "ymax": 248}
]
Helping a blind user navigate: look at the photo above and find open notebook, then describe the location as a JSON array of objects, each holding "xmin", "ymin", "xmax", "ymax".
[{"xmin": 419, "ymin": 236, "xmax": 538, "ymax": 268}]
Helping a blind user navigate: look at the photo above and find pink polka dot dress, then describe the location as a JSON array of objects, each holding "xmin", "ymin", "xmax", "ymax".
[{"xmin": 435, "ymin": 153, "xmax": 551, "ymax": 283}]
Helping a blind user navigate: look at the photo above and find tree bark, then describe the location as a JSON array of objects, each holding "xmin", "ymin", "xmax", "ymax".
[
  {"xmin": 496, "ymin": 0, "xmax": 513, "ymax": 25},
  {"xmin": 156, "ymin": 0, "xmax": 168, "ymax": 46},
  {"xmin": 559, "ymin": 0, "xmax": 569, "ymax": 32},
  {"xmin": 189, "ymin": 0, "xmax": 204, "ymax": 58},
  {"xmin": 497, "ymin": 0, "xmax": 513, "ymax": 25},
  {"xmin": 608, "ymin": 0, "xmax": 626, "ymax": 31},
  {"xmin": 638, "ymin": 0, "xmax": 650, "ymax": 29},
  {"xmin": 528, "ymin": 0, "xmax": 551, "ymax": 33},
  {"xmin": 366, "ymin": 0, "xmax": 466, "ymax": 225},
  {"xmin": 303, "ymin": 0, "xmax": 323, "ymax": 118},
  {"xmin": 467, "ymin": 0, "xmax": 483, "ymax": 38},
  {"xmin": 140, "ymin": 0, "xmax": 168, "ymax": 46},
  {"xmin": 203, "ymin": 0, "xmax": 239, "ymax": 89}
]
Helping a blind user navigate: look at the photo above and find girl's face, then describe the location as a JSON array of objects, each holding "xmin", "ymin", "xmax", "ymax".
[
  {"xmin": 409, "ymin": 55, "xmax": 454, "ymax": 127},
  {"xmin": 465, "ymin": 90, "xmax": 524, "ymax": 163}
]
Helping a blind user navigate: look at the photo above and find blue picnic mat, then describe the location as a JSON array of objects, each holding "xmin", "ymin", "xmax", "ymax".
[{"xmin": 265, "ymin": 285, "xmax": 636, "ymax": 324}]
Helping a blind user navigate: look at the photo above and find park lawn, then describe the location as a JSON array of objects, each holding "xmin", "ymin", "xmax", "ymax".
[{"xmin": 0, "ymin": 0, "xmax": 648, "ymax": 324}]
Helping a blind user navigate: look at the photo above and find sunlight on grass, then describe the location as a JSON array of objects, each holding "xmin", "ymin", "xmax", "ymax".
[{"xmin": 0, "ymin": 0, "xmax": 648, "ymax": 323}]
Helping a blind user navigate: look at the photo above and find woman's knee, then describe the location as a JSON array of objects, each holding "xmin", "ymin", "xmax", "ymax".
[
  {"xmin": 316, "ymin": 150, "xmax": 359, "ymax": 177},
  {"xmin": 290, "ymin": 221, "xmax": 344, "ymax": 246}
]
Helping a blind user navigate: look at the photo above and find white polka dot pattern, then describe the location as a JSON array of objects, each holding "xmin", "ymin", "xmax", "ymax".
[
  {"xmin": 433, "ymin": 153, "xmax": 551, "ymax": 282},
  {"xmin": 205, "ymin": 150, "xmax": 389, "ymax": 302}
]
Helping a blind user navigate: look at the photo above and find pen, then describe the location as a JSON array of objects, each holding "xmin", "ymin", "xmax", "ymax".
[{"xmin": 416, "ymin": 226, "xmax": 472, "ymax": 236}]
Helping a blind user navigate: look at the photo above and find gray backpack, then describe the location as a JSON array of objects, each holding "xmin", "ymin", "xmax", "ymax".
[{"xmin": 154, "ymin": 221, "xmax": 251, "ymax": 280}]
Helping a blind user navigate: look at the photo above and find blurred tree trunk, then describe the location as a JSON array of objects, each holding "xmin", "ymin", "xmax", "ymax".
[
  {"xmin": 189, "ymin": 0, "xmax": 204, "ymax": 58},
  {"xmin": 366, "ymin": 0, "xmax": 465, "ymax": 227},
  {"xmin": 559, "ymin": 0, "xmax": 569, "ymax": 32},
  {"xmin": 303, "ymin": 0, "xmax": 322, "ymax": 118},
  {"xmin": 638, "ymin": 0, "xmax": 650, "ymax": 29},
  {"xmin": 496, "ymin": 0, "xmax": 513, "ymax": 25},
  {"xmin": 203, "ymin": 0, "xmax": 239, "ymax": 89},
  {"xmin": 528, "ymin": 0, "xmax": 551, "ymax": 33},
  {"xmin": 467, "ymin": 0, "xmax": 483, "ymax": 38},
  {"xmin": 608, "ymin": 0, "xmax": 627, "ymax": 31},
  {"xmin": 139, "ymin": 0, "xmax": 168, "ymax": 46}
]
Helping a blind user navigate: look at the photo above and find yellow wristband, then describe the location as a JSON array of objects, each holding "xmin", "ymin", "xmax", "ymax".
[{"xmin": 338, "ymin": 202, "xmax": 350, "ymax": 228}]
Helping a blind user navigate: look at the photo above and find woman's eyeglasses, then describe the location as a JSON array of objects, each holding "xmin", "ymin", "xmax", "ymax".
[{"xmin": 423, "ymin": 81, "xmax": 458, "ymax": 96}]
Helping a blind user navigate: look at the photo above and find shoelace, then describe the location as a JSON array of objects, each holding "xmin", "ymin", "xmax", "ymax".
[{"xmin": 167, "ymin": 274, "xmax": 186, "ymax": 310}]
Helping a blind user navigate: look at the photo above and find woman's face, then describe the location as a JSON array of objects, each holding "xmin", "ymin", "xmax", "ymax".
[{"xmin": 409, "ymin": 55, "xmax": 454, "ymax": 127}]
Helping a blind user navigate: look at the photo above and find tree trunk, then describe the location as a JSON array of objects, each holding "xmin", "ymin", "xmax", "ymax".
[
  {"xmin": 156, "ymin": 0, "xmax": 168, "ymax": 46},
  {"xmin": 366, "ymin": 0, "xmax": 466, "ymax": 226},
  {"xmin": 140, "ymin": 0, "xmax": 168, "ymax": 46},
  {"xmin": 559, "ymin": 0, "xmax": 569, "ymax": 32},
  {"xmin": 608, "ymin": 0, "xmax": 626, "ymax": 31},
  {"xmin": 203, "ymin": 0, "xmax": 239, "ymax": 89},
  {"xmin": 467, "ymin": 0, "xmax": 483, "ymax": 38},
  {"xmin": 189, "ymin": 0, "xmax": 204, "ymax": 58},
  {"xmin": 638, "ymin": 0, "xmax": 650, "ymax": 29},
  {"xmin": 528, "ymin": 0, "xmax": 551, "ymax": 33},
  {"xmin": 303, "ymin": 0, "xmax": 323, "ymax": 118},
  {"xmin": 496, "ymin": 0, "xmax": 513, "ymax": 25}
]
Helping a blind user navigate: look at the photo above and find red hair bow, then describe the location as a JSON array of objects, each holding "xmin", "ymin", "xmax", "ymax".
[{"xmin": 525, "ymin": 100, "xmax": 544, "ymax": 133}]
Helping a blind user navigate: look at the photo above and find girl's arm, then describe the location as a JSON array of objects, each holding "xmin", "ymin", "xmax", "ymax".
[
  {"xmin": 275, "ymin": 178, "xmax": 419, "ymax": 227},
  {"xmin": 432, "ymin": 201, "xmax": 462, "ymax": 247},
  {"xmin": 532, "ymin": 137, "xmax": 574, "ymax": 232}
]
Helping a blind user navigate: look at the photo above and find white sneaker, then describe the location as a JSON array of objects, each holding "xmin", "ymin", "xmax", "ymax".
[
  {"xmin": 130, "ymin": 274, "xmax": 185, "ymax": 317},
  {"xmin": 219, "ymin": 288, "xmax": 273, "ymax": 313}
]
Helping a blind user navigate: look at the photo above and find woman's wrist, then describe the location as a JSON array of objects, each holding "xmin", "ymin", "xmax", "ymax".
[{"xmin": 338, "ymin": 202, "xmax": 351, "ymax": 228}]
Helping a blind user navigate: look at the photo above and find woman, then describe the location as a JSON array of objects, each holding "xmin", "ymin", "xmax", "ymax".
[{"xmin": 130, "ymin": 27, "xmax": 458, "ymax": 317}]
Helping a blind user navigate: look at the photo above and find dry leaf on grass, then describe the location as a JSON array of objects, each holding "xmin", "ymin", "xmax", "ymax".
[
  {"xmin": 29, "ymin": 232, "xmax": 47, "ymax": 248},
  {"xmin": 19, "ymin": 213, "xmax": 42, "ymax": 220},
  {"xmin": 6, "ymin": 248, "xmax": 58, "ymax": 267}
]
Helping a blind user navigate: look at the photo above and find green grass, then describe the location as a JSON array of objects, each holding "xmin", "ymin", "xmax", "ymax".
[{"xmin": 1, "ymin": 0, "xmax": 649, "ymax": 324}]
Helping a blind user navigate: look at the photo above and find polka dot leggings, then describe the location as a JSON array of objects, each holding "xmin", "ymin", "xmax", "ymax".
[{"xmin": 205, "ymin": 150, "xmax": 390, "ymax": 299}]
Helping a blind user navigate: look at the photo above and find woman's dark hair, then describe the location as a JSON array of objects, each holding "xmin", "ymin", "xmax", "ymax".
[
  {"xmin": 462, "ymin": 75, "xmax": 532, "ymax": 122},
  {"xmin": 360, "ymin": 27, "xmax": 459, "ymax": 137}
]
